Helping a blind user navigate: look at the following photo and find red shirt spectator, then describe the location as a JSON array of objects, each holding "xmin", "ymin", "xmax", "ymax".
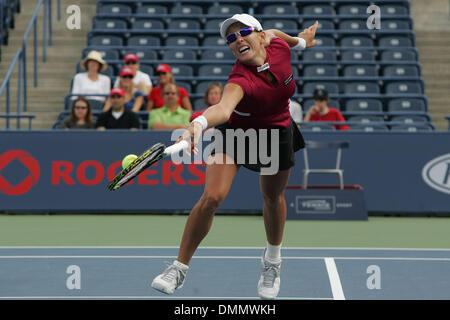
[{"xmin": 309, "ymin": 108, "xmax": 349, "ymax": 130}]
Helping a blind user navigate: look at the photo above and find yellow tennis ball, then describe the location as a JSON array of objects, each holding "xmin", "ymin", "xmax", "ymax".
[{"xmin": 122, "ymin": 154, "xmax": 137, "ymax": 169}]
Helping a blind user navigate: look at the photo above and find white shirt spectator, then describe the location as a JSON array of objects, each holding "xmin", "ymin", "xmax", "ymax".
[
  {"xmin": 289, "ymin": 99, "xmax": 303, "ymax": 123},
  {"xmin": 71, "ymin": 72, "xmax": 111, "ymax": 101}
]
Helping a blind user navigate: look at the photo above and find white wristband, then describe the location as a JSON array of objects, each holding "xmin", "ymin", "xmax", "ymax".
[
  {"xmin": 292, "ymin": 37, "xmax": 306, "ymax": 51},
  {"xmin": 191, "ymin": 115, "xmax": 208, "ymax": 131}
]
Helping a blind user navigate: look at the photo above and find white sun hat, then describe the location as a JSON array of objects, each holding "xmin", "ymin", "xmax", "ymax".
[{"xmin": 219, "ymin": 13, "xmax": 263, "ymax": 39}]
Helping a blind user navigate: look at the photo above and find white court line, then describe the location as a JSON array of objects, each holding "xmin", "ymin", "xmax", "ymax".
[
  {"xmin": 0, "ymin": 296, "xmax": 332, "ymax": 300},
  {"xmin": 324, "ymin": 258, "xmax": 345, "ymax": 300},
  {"xmin": 1, "ymin": 255, "xmax": 450, "ymax": 261}
]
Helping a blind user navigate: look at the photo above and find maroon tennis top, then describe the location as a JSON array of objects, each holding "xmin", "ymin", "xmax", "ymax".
[{"xmin": 226, "ymin": 37, "xmax": 296, "ymax": 129}]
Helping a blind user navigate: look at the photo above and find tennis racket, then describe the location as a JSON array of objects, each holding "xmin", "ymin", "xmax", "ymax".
[{"xmin": 107, "ymin": 140, "xmax": 189, "ymax": 191}]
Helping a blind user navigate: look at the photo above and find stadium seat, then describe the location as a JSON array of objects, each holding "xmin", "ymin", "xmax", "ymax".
[
  {"xmin": 82, "ymin": 48, "xmax": 119, "ymax": 60},
  {"xmin": 207, "ymin": 4, "xmax": 243, "ymax": 15},
  {"xmin": 128, "ymin": 35, "xmax": 160, "ymax": 47},
  {"xmin": 382, "ymin": 65, "xmax": 419, "ymax": 77},
  {"xmin": 261, "ymin": 4, "xmax": 299, "ymax": 15},
  {"xmin": 132, "ymin": 19, "xmax": 165, "ymax": 30},
  {"xmin": 381, "ymin": 20, "xmax": 411, "ymax": 30},
  {"xmin": 201, "ymin": 49, "xmax": 235, "ymax": 61},
  {"xmin": 203, "ymin": 36, "xmax": 227, "ymax": 46},
  {"xmin": 302, "ymin": 5, "xmax": 334, "ymax": 15},
  {"xmin": 198, "ymin": 65, "xmax": 233, "ymax": 77},
  {"xmin": 380, "ymin": 49, "xmax": 417, "ymax": 61},
  {"xmin": 390, "ymin": 115, "xmax": 429, "ymax": 124},
  {"xmin": 122, "ymin": 49, "xmax": 157, "ymax": 61},
  {"xmin": 136, "ymin": 5, "xmax": 167, "ymax": 15},
  {"xmin": 176, "ymin": 81, "xmax": 192, "ymax": 93},
  {"xmin": 204, "ymin": 19, "xmax": 223, "ymax": 30},
  {"xmin": 339, "ymin": 20, "xmax": 367, "ymax": 30},
  {"xmin": 340, "ymin": 36, "xmax": 374, "ymax": 47},
  {"xmin": 89, "ymin": 35, "xmax": 123, "ymax": 46},
  {"xmin": 385, "ymin": 81, "xmax": 423, "ymax": 94},
  {"xmin": 345, "ymin": 99, "xmax": 383, "ymax": 112},
  {"xmin": 170, "ymin": 65, "xmax": 194, "ymax": 77},
  {"xmin": 194, "ymin": 98, "xmax": 206, "ymax": 110},
  {"xmin": 345, "ymin": 82, "xmax": 380, "ymax": 94},
  {"xmin": 349, "ymin": 124, "xmax": 389, "ymax": 132},
  {"xmin": 348, "ymin": 115, "xmax": 385, "ymax": 123},
  {"xmin": 97, "ymin": 4, "xmax": 132, "ymax": 15},
  {"xmin": 301, "ymin": 20, "xmax": 334, "ymax": 30},
  {"xmin": 162, "ymin": 49, "xmax": 197, "ymax": 61},
  {"xmin": 388, "ymin": 98, "xmax": 426, "ymax": 112},
  {"xmin": 303, "ymin": 82, "xmax": 339, "ymax": 94},
  {"xmin": 303, "ymin": 65, "xmax": 338, "ymax": 77},
  {"xmin": 168, "ymin": 19, "xmax": 201, "ymax": 31},
  {"xmin": 93, "ymin": 18, "xmax": 127, "ymax": 30},
  {"xmin": 264, "ymin": 19, "xmax": 298, "ymax": 30},
  {"xmin": 343, "ymin": 65, "xmax": 378, "ymax": 77},
  {"xmin": 380, "ymin": 5, "xmax": 409, "ymax": 16},
  {"xmin": 314, "ymin": 36, "xmax": 336, "ymax": 47},
  {"xmin": 337, "ymin": 4, "xmax": 367, "ymax": 15},
  {"xmin": 299, "ymin": 123, "xmax": 335, "ymax": 131},
  {"xmin": 302, "ymin": 50, "xmax": 337, "ymax": 62},
  {"xmin": 170, "ymin": 4, "xmax": 203, "ymax": 15},
  {"xmin": 87, "ymin": 99, "xmax": 105, "ymax": 111},
  {"xmin": 165, "ymin": 36, "xmax": 199, "ymax": 47},
  {"xmin": 378, "ymin": 36, "xmax": 413, "ymax": 47},
  {"xmin": 196, "ymin": 81, "xmax": 227, "ymax": 94},
  {"xmin": 390, "ymin": 124, "xmax": 433, "ymax": 132},
  {"xmin": 341, "ymin": 50, "xmax": 376, "ymax": 61}
]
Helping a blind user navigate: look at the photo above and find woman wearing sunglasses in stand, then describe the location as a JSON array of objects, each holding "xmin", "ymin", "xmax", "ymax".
[
  {"xmin": 58, "ymin": 97, "xmax": 95, "ymax": 129},
  {"xmin": 151, "ymin": 14, "xmax": 318, "ymax": 299}
]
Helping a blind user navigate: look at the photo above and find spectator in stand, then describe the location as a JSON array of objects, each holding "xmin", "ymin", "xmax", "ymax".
[
  {"xmin": 303, "ymin": 88, "xmax": 349, "ymax": 130},
  {"xmin": 148, "ymin": 83, "xmax": 192, "ymax": 130},
  {"xmin": 103, "ymin": 67, "xmax": 144, "ymax": 112},
  {"xmin": 190, "ymin": 82, "xmax": 223, "ymax": 122},
  {"xmin": 147, "ymin": 64, "xmax": 192, "ymax": 111},
  {"xmin": 71, "ymin": 50, "xmax": 111, "ymax": 102},
  {"xmin": 114, "ymin": 53, "xmax": 152, "ymax": 94},
  {"xmin": 58, "ymin": 97, "xmax": 95, "ymax": 129},
  {"xmin": 96, "ymin": 88, "xmax": 141, "ymax": 130}
]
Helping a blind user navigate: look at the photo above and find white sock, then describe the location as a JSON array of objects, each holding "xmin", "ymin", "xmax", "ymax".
[
  {"xmin": 174, "ymin": 260, "xmax": 189, "ymax": 271},
  {"xmin": 265, "ymin": 242, "xmax": 282, "ymax": 264}
]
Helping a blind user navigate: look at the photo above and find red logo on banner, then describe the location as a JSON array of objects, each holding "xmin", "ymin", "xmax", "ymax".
[{"xmin": 0, "ymin": 150, "xmax": 40, "ymax": 196}]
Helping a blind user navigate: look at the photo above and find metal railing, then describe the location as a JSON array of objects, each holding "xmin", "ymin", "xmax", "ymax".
[{"xmin": 0, "ymin": 0, "xmax": 60, "ymax": 129}]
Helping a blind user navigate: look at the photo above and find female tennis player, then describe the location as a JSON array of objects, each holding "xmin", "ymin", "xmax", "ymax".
[{"xmin": 152, "ymin": 14, "xmax": 318, "ymax": 299}]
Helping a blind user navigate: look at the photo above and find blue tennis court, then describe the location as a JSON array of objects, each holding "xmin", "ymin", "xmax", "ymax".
[{"xmin": 0, "ymin": 247, "xmax": 449, "ymax": 300}]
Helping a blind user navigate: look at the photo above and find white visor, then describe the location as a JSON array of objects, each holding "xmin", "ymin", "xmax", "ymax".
[{"xmin": 219, "ymin": 13, "xmax": 263, "ymax": 39}]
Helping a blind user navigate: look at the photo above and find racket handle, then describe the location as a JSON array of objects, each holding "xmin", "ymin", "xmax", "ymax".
[{"xmin": 164, "ymin": 140, "xmax": 189, "ymax": 156}]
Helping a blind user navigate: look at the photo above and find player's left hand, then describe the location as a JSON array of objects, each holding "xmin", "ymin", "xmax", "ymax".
[
  {"xmin": 298, "ymin": 20, "xmax": 318, "ymax": 48},
  {"xmin": 178, "ymin": 122, "xmax": 202, "ymax": 156}
]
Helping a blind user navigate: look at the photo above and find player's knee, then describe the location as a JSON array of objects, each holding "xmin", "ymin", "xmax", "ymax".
[
  {"xmin": 200, "ymin": 192, "xmax": 225, "ymax": 212},
  {"xmin": 262, "ymin": 192, "xmax": 283, "ymax": 208}
]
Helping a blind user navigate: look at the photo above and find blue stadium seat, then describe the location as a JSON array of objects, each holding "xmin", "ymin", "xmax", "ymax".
[
  {"xmin": 198, "ymin": 65, "xmax": 233, "ymax": 77},
  {"xmin": 132, "ymin": 19, "xmax": 164, "ymax": 30},
  {"xmin": 380, "ymin": 5, "xmax": 409, "ymax": 16},
  {"xmin": 194, "ymin": 98, "xmax": 206, "ymax": 110},
  {"xmin": 382, "ymin": 65, "xmax": 419, "ymax": 77},
  {"xmin": 341, "ymin": 36, "xmax": 374, "ymax": 47},
  {"xmin": 171, "ymin": 4, "xmax": 203, "ymax": 15},
  {"xmin": 381, "ymin": 20, "xmax": 411, "ymax": 30},
  {"xmin": 379, "ymin": 36, "xmax": 413, "ymax": 47},
  {"xmin": 264, "ymin": 19, "xmax": 298, "ymax": 30},
  {"xmin": 388, "ymin": 98, "xmax": 426, "ymax": 112},
  {"xmin": 82, "ymin": 48, "xmax": 119, "ymax": 60},
  {"xmin": 261, "ymin": 4, "xmax": 298, "ymax": 15},
  {"xmin": 337, "ymin": 4, "xmax": 367, "ymax": 15},
  {"xmin": 390, "ymin": 115, "xmax": 429, "ymax": 124},
  {"xmin": 166, "ymin": 36, "xmax": 199, "ymax": 47},
  {"xmin": 315, "ymin": 36, "xmax": 336, "ymax": 47},
  {"xmin": 196, "ymin": 81, "xmax": 227, "ymax": 94},
  {"xmin": 299, "ymin": 123, "xmax": 335, "ymax": 131},
  {"xmin": 168, "ymin": 19, "xmax": 201, "ymax": 31},
  {"xmin": 301, "ymin": 20, "xmax": 334, "ymax": 30},
  {"xmin": 380, "ymin": 49, "xmax": 417, "ymax": 61},
  {"xmin": 341, "ymin": 50, "xmax": 376, "ymax": 61},
  {"xmin": 136, "ymin": 5, "xmax": 167, "ymax": 15},
  {"xmin": 349, "ymin": 124, "xmax": 389, "ymax": 132},
  {"xmin": 348, "ymin": 115, "xmax": 385, "ymax": 123},
  {"xmin": 122, "ymin": 49, "xmax": 158, "ymax": 60},
  {"xmin": 343, "ymin": 65, "xmax": 378, "ymax": 77},
  {"xmin": 139, "ymin": 64, "xmax": 153, "ymax": 77},
  {"xmin": 204, "ymin": 19, "xmax": 223, "ymax": 30},
  {"xmin": 345, "ymin": 99, "xmax": 383, "ymax": 112},
  {"xmin": 176, "ymin": 81, "xmax": 192, "ymax": 93},
  {"xmin": 93, "ymin": 18, "xmax": 127, "ymax": 30},
  {"xmin": 89, "ymin": 35, "xmax": 123, "ymax": 46},
  {"xmin": 390, "ymin": 124, "xmax": 433, "ymax": 132},
  {"xmin": 385, "ymin": 81, "xmax": 423, "ymax": 94},
  {"xmin": 201, "ymin": 49, "xmax": 235, "ymax": 61},
  {"xmin": 345, "ymin": 82, "xmax": 380, "ymax": 94},
  {"xmin": 171, "ymin": 65, "xmax": 194, "ymax": 77},
  {"xmin": 303, "ymin": 82, "xmax": 339, "ymax": 94},
  {"xmin": 302, "ymin": 50, "xmax": 337, "ymax": 62},
  {"xmin": 128, "ymin": 35, "xmax": 160, "ymax": 47},
  {"xmin": 98, "ymin": 4, "xmax": 132, "ymax": 15},
  {"xmin": 302, "ymin": 5, "xmax": 334, "ymax": 15},
  {"xmin": 207, "ymin": 4, "xmax": 243, "ymax": 15},
  {"xmin": 339, "ymin": 20, "xmax": 367, "ymax": 30},
  {"xmin": 303, "ymin": 65, "xmax": 338, "ymax": 77},
  {"xmin": 163, "ymin": 49, "xmax": 196, "ymax": 61},
  {"xmin": 203, "ymin": 36, "xmax": 227, "ymax": 46}
]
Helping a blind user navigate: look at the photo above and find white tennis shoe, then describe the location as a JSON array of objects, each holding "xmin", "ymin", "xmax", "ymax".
[
  {"xmin": 151, "ymin": 260, "xmax": 188, "ymax": 295},
  {"xmin": 257, "ymin": 251, "xmax": 281, "ymax": 299}
]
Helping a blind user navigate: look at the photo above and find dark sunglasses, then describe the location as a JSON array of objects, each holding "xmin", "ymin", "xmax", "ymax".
[
  {"xmin": 111, "ymin": 95, "xmax": 123, "ymax": 99},
  {"xmin": 125, "ymin": 60, "xmax": 137, "ymax": 65},
  {"xmin": 163, "ymin": 91, "xmax": 177, "ymax": 95},
  {"xmin": 121, "ymin": 75, "xmax": 133, "ymax": 79},
  {"xmin": 226, "ymin": 27, "xmax": 254, "ymax": 44},
  {"xmin": 74, "ymin": 106, "xmax": 88, "ymax": 110},
  {"xmin": 157, "ymin": 72, "xmax": 168, "ymax": 76}
]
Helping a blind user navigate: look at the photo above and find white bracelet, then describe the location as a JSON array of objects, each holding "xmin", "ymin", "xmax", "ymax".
[
  {"xmin": 191, "ymin": 115, "xmax": 208, "ymax": 131},
  {"xmin": 292, "ymin": 37, "xmax": 306, "ymax": 51}
]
